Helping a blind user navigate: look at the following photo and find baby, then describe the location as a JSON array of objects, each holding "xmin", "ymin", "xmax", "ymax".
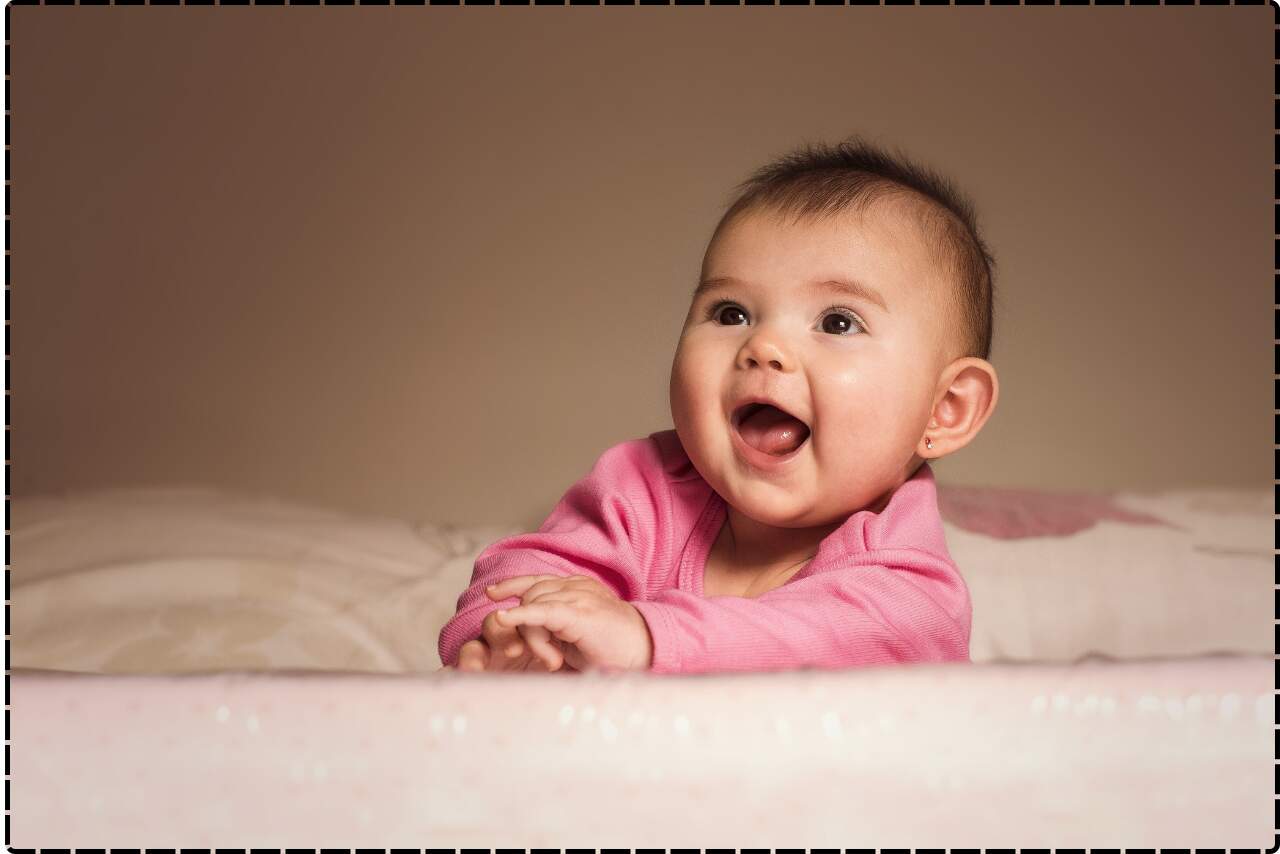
[{"xmin": 438, "ymin": 135, "xmax": 999, "ymax": 675}]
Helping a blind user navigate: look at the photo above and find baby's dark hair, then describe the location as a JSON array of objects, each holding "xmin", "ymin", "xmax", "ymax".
[{"xmin": 712, "ymin": 135, "xmax": 996, "ymax": 362}]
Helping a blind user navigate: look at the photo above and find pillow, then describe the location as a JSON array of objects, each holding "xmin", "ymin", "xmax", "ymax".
[
  {"xmin": 10, "ymin": 487, "xmax": 513, "ymax": 674},
  {"xmin": 939, "ymin": 486, "xmax": 1272, "ymax": 663}
]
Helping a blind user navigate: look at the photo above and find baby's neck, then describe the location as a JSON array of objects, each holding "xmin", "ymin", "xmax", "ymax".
[{"xmin": 718, "ymin": 507, "xmax": 843, "ymax": 570}]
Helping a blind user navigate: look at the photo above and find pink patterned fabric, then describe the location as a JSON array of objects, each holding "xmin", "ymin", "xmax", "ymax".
[
  {"xmin": 438, "ymin": 430, "xmax": 970, "ymax": 674},
  {"xmin": 937, "ymin": 485, "xmax": 1179, "ymax": 540}
]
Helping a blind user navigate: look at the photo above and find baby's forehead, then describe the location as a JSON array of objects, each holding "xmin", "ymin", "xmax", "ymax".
[
  {"xmin": 730, "ymin": 194, "xmax": 935, "ymax": 253},
  {"xmin": 718, "ymin": 201, "xmax": 954, "ymax": 291},
  {"xmin": 791, "ymin": 196, "xmax": 940, "ymax": 250}
]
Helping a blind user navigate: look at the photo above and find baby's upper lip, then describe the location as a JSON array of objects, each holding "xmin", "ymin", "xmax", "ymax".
[{"xmin": 729, "ymin": 395, "xmax": 811, "ymax": 429}]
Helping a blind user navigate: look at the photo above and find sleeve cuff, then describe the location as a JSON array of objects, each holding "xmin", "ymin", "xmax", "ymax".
[{"xmin": 630, "ymin": 600, "xmax": 682, "ymax": 674}]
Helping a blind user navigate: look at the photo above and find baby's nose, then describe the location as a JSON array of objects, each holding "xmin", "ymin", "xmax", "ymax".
[
  {"xmin": 738, "ymin": 335, "xmax": 792, "ymax": 372},
  {"xmin": 747, "ymin": 355, "xmax": 784, "ymax": 370}
]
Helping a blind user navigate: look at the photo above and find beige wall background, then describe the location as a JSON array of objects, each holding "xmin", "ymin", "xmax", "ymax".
[{"xmin": 11, "ymin": 8, "xmax": 1270, "ymax": 530}]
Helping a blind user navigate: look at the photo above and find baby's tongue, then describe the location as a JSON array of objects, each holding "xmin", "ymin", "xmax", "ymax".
[{"xmin": 738, "ymin": 405, "xmax": 810, "ymax": 456}]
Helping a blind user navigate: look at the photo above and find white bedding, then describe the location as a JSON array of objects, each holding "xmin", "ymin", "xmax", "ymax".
[
  {"xmin": 10, "ymin": 657, "xmax": 1271, "ymax": 847},
  {"xmin": 8, "ymin": 484, "xmax": 1274, "ymax": 845}
]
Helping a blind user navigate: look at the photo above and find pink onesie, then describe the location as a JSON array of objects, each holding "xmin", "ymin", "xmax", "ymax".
[{"xmin": 437, "ymin": 429, "xmax": 971, "ymax": 674}]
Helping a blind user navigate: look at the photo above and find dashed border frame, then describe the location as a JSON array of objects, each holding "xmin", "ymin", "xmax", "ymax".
[{"xmin": 2, "ymin": 1, "xmax": 1276, "ymax": 853}]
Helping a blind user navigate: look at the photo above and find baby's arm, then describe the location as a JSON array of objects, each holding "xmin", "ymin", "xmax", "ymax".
[{"xmin": 630, "ymin": 550, "xmax": 970, "ymax": 674}]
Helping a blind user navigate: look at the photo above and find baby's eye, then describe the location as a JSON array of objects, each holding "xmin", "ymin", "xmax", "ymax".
[
  {"xmin": 821, "ymin": 307, "xmax": 865, "ymax": 336},
  {"xmin": 708, "ymin": 302, "xmax": 748, "ymax": 326}
]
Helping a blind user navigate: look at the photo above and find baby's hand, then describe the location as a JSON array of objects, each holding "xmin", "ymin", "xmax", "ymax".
[
  {"xmin": 455, "ymin": 608, "xmax": 567, "ymax": 673},
  {"xmin": 487, "ymin": 574, "xmax": 653, "ymax": 673}
]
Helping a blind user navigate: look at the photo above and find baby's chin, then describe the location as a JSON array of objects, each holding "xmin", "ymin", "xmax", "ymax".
[
  {"xmin": 715, "ymin": 461, "xmax": 896, "ymax": 528},
  {"xmin": 718, "ymin": 481, "xmax": 825, "ymax": 527}
]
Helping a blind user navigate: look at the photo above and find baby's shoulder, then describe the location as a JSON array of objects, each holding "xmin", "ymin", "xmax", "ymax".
[{"xmin": 863, "ymin": 463, "xmax": 950, "ymax": 557}]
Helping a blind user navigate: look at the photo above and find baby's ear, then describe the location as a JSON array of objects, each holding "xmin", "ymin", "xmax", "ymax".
[{"xmin": 920, "ymin": 358, "xmax": 999, "ymax": 458}]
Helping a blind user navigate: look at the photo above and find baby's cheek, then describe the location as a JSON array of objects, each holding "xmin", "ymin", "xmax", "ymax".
[
  {"xmin": 669, "ymin": 368, "xmax": 719, "ymax": 433},
  {"xmin": 668, "ymin": 353, "xmax": 700, "ymax": 417},
  {"xmin": 816, "ymin": 385, "xmax": 911, "ymax": 461}
]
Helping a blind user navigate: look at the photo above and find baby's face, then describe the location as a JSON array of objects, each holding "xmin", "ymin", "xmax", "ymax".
[{"xmin": 669, "ymin": 203, "xmax": 953, "ymax": 527}]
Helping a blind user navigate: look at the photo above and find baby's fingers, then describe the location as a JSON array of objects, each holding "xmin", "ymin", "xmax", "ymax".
[
  {"xmin": 457, "ymin": 639, "xmax": 490, "ymax": 672},
  {"xmin": 495, "ymin": 600, "xmax": 580, "ymax": 643},
  {"xmin": 481, "ymin": 610, "xmax": 528, "ymax": 667},
  {"xmin": 519, "ymin": 624, "xmax": 563, "ymax": 672},
  {"xmin": 486, "ymin": 574, "xmax": 560, "ymax": 601}
]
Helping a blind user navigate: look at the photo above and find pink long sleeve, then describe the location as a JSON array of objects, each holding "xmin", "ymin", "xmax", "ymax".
[
  {"xmin": 631, "ymin": 547, "xmax": 969, "ymax": 674},
  {"xmin": 436, "ymin": 429, "xmax": 971, "ymax": 674}
]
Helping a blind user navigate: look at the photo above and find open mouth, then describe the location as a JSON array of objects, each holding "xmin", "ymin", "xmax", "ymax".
[{"xmin": 731, "ymin": 403, "xmax": 812, "ymax": 457}]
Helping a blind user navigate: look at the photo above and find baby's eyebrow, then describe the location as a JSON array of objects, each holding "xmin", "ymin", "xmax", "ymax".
[{"xmin": 694, "ymin": 275, "xmax": 890, "ymax": 313}]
